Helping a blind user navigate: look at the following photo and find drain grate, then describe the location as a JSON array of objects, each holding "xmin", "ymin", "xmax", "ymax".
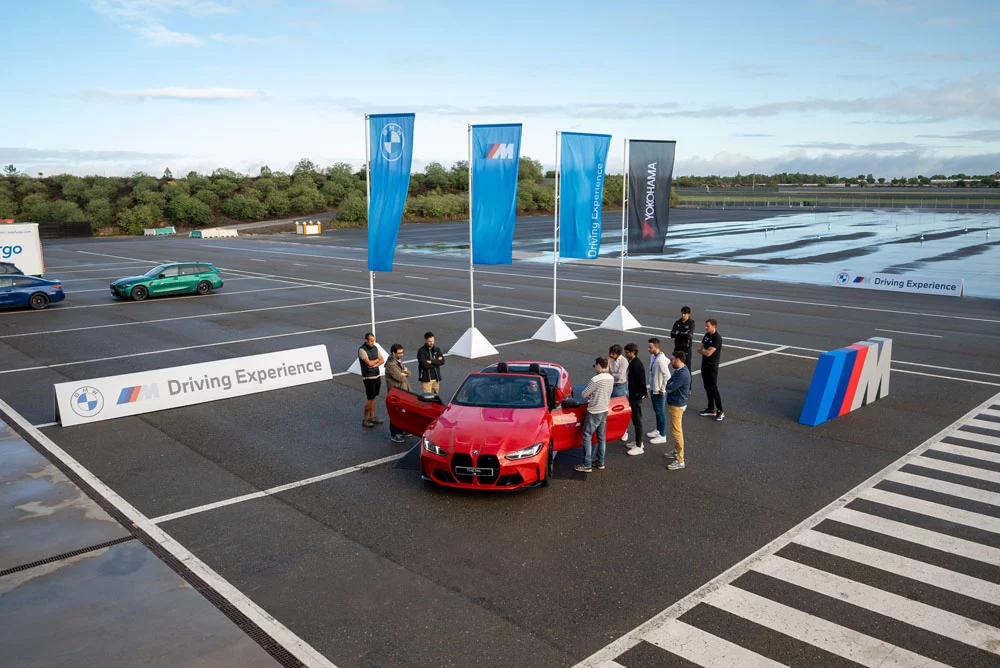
[
  {"xmin": 0, "ymin": 535, "xmax": 136, "ymax": 578},
  {"xmin": 1, "ymin": 409, "xmax": 307, "ymax": 668}
]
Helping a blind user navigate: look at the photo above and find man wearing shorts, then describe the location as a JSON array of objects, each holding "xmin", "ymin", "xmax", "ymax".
[{"xmin": 359, "ymin": 332, "xmax": 384, "ymax": 428}]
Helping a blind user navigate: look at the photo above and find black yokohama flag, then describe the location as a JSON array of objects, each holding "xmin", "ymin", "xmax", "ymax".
[{"xmin": 627, "ymin": 140, "xmax": 676, "ymax": 255}]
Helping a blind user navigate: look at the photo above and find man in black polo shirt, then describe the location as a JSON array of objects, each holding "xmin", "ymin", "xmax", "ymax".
[
  {"xmin": 670, "ymin": 306, "xmax": 694, "ymax": 368},
  {"xmin": 358, "ymin": 332, "xmax": 384, "ymax": 428},
  {"xmin": 697, "ymin": 318, "xmax": 725, "ymax": 422}
]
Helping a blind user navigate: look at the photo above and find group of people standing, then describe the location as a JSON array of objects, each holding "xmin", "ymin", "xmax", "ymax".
[
  {"xmin": 357, "ymin": 330, "xmax": 446, "ymax": 441},
  {"xmin": 574, "ymin": 306, "xmax": 725, "ymax": 474}
]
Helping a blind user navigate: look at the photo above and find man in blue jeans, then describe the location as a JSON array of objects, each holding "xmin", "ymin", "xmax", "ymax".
[
  {"xmin": 646, "ymin": 338, "xmax": 671, "ymax": 445},
  {"xmin": 575, "ymin": 357, "xmax": 615, "ymax": 474}
]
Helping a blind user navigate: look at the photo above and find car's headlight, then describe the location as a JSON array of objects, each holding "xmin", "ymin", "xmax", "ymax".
[
  {"xmin": 423, "ymin": 437, "xmax": 447, "ymax": 456},
  {"xmin": 505, "ymin": 442, "xmax": 544, "ymax": 460}
]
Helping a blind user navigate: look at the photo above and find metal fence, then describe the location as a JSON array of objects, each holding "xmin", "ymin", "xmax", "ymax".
[{"xmin": 676, "ymin": 196, "xmax": 1000, "ymax": 212}]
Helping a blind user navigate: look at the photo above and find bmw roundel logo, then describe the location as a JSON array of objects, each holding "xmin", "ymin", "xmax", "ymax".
[
  {"xmin": 380, "ymin": 123, "xmax": 405, "ymax": 162},
  {"xmin": 70, "ymin": 386, "xmax": 104, "ymax": 418},
  {"xmin": 836, "ymin": 272, "xmax": 850, "ymax": 285}
]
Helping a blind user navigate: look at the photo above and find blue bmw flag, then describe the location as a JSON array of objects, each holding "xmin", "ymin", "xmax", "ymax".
[
  {"xmin": 559, "ymin": 132, "xmax": 612, "ymax": 260},
  {"xmin": 472, "ymin": 124, "xmax": 522, "ymax": 265},
  {"xmin": 368, "ymin": 113, "xmax": 415, "ymax": 272}
]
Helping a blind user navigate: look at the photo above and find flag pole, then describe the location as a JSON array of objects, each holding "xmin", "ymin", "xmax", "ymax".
[
  {"xmin": 448, "ymin": 124, "xmax": 498, "ymax": 358},
  {"xmin": 532, "ymin": 130, "xmax": 576, "ymax": 342},
  {"xmin": 600, "ymin": 137, "xmax": 641, "ymax": 332},
  {"xmin": 365, "ymin": 113, "xmax": 375, "ymax": 336}
]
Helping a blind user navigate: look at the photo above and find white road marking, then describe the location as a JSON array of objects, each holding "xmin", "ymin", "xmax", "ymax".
[
  {"xmin": 892, "ymin": 360, "xmax": 1000, "ymax": 378},
  {"xmin": 827, "ymin": 507, "xmax": 1000, "ymax": 565},
  {"xmin": 874, "ymin": 328, "xmax": 943, "ymax": 338},
  {"xmin": 584, "ymin": 296, "xmax": 619, "ymax": 302},
  {"xmin": 859, "ymin": 487, "xmax": 1000, "ymax": 533},
  {"xmin": 45, "ymin": 262, "xmax": 151, "ymax": 271},
  {"xmin": 151, "ymin": 451, "xmax": 410, "ymax": 524},
  {"xmin": 250, "ymin": 258, "xmax": 267, "ymax": 262},
  {"xmin": 706, "ymin": 309, "xmax": 751, "ymax": 316},
  {"xmin": 341, "ymin": 268, "xmax": 362, "ymax": 273},
  {"xmin": 885, "ymin": 469, "xmax": 1000, "ymax": 506},
  {"xmin": 966, "ymin": 418, "xmax": 1000, "ymax": 432},
  {"xmin": 931, "ymin": 440, "xmax": 1000, "ymax": 462},
  {"xmin": 575, "ymin": 391, "xmax": 1000, "ymax": 667},
  {"xmin": 704, "ymin": 585, "xmax": 949, "ymax": 668},
  {"xmin": 404, "ymin": 275, "xmax": 429, "ymax": 280},
  {"xmin": 31, "ymin": 421, "xmax": 58, "ymax": 429},
  {"xmin": 293, "ymin": 263, "xmax": 308, "ymax": 266},
  {"xmin": 0, "ymin": 399, "xmax": 338, "ymax": 668},
  {"xmin": 0, "ymin": 306, "xmax": 468, "ymax": 375},
  {"xmin": 981, "ymin": 408, "xmax": 1000, "ymax": 418},
  {"xmin": 752, "ymin": 556, "xmax": 1000, "ymax": 653},
  {"xmin": 0, "ymin": 295, "xmax": 372, "ymax": 339},
  {"xmin": 792, "ymin": 529, "xmax": 1000, "ymax": 604},
  {"xmin": 482, "ymin": 284, "xmax": 514, "ymax": 290},
  {"xmin": 909, "ymin": 456, "xmax": 1000, "ymax": 483},
  {"xmin": 645, "ymin": 620, "xmax": 785, "ymax": 667}
]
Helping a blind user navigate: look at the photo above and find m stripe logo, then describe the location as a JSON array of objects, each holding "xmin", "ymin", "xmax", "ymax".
[
  {"xmin": 117, "ymin": 384, "xmax": 160, "ymax": 404},
  {"xmin": 486, "ymin": 143, "xmax": 515, "ymax": 160},
  {"xmin": 799, "ymin": 337, "xmax": 892, "ymax": 426}
]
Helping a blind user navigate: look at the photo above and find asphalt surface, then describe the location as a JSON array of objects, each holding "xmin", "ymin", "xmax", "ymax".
[{"xmin": 1, "ymin": 210, "xmax": 998, "ymax": 667}]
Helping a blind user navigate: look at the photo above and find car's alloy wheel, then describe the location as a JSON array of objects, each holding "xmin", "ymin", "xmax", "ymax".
[
  {"xmin": 196, "ymin": 281, "xmax": 212, "ymax": 295},
  {"xmin": 131, "ymin": 285, "xmax": 148, "ymax": 301},
  {"xmin": 541, "ymin": 441, "xmax": 553, "ymax": 487},
  {"xmin": 29, "ymin": 293, "xmax": 49, "ymax": 310}
]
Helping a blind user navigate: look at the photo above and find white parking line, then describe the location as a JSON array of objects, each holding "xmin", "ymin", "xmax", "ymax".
[
  {"xmin": 404, "ymin": 275, "xmax": 429, "ymax": 280},
  {"xmin": 482, "ymin": 284, "xmax": 514, "ymax": 290},
  {"xmin": 584, "ymin": 296, "xmax": 619, "ymax": 302},
  {"xmin": 875, "ymin": 328, "xmax": 943, "ymax": 338},
  {"xmin": 341, "ymin": 268, "xmax": 362, "ymax": 273},
  {"xmin": 0, "ymin": 398, "xmax": 338, "ymax": 668},
  {"xmin": 707, "ymin": 309, "xmax": 751, "ymax": 317}
]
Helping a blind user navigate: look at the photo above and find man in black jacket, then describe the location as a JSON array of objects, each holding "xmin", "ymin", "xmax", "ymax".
[
  {"xmin": 623, "ymin": 342, "xmax": 648, "ymax": 456},
  {"xmin": 417, "ymin": 331, "xmax": 445, "ymax": 394},
  {"xmin": 670, "ymin": 306, "xmax": 694, "ymax": 369}
]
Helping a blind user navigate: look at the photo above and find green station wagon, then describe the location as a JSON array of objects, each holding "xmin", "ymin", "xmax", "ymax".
[{"xmin": 110, "ymin": 263, "xmax": 224, "ymax": 301}]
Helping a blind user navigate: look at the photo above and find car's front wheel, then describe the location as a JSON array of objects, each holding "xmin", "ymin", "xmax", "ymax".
[
  {"xmin": 196, "ymin": 280, "xmax": 212, "ymax": 295},
  {"xmin": 540, "ymin": 441, "xmax": 553, "ymax": 487},
  {"xmin": 130, "ymin": 285, "xmax": 148, "ymax": 301},
  {"xmin": 29, "ymin": 293, "xmax": 49, "ymax": 310}
]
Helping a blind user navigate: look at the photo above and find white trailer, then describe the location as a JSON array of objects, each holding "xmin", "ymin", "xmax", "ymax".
[{"xmin": 0, "ymin": 223, "xmax": 45, "ymax": 276}]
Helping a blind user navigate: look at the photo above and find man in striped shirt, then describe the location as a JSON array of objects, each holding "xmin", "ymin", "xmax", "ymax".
[{"xmin": 575, "ymin": 357, "xmax": 615, "ymax": 474}]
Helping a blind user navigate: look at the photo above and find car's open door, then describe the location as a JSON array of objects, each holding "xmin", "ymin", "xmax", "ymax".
[
  {"xmin": 385, "ymin": 388, "xmax": 446, "ymax": 436},
  {"xmin": 550, "ymin": 397, "xmax": 631, "ymax": 451}
]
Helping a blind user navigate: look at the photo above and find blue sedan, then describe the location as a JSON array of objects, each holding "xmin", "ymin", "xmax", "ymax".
[{"xmin": 0, "ymin": 275, "xmax": 65, "ymax": 310}]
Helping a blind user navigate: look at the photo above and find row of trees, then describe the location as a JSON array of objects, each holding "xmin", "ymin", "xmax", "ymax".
[{"xmin": 673, "ymin": 171, "xmax": 1000, "ymax": 188}]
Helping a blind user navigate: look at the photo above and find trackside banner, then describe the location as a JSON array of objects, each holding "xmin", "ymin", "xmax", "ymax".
[
  {"xmin": 834, "ymin": 271, "xmax": 964, "ymax": 297},
  {"xmin": 627, "ymin": 140, "xmax": 676, "ymax": 255},
  {"xmin": 559, "ymin": 132, "xmax": 612, "ymax": 259},
  {"xmin": 54, "ymin": 345, "xmax": 332, "ymax": 427},
  {"xmin": 471, "ymin": 123, "xmax": 522, "ymax": 264},
  {"xmin": 368, "ymin": 113, "xmax": 415, "ymax": 272}
]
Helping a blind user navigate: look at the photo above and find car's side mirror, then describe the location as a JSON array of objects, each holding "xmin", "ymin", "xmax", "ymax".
[
  {"xmin": 417, "ymin": 393, "xmax": 442, "ymax": 404},
  {"xmin": 158, "ymin": 274, "xmax": 165, "ymax": 279},
  {"xmin": 561, "ymin": 398, "xmax": 580, "ymax": 409}
]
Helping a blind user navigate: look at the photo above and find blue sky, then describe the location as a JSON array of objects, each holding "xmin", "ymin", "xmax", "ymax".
[{"xmin": 2, "ymin": 0, "xmax": 998, "ymax": 177}]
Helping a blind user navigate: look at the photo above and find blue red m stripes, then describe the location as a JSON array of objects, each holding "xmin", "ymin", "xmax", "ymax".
[
  {"xmin": 799, "ymin": 337, "xmax": 892, "ymax": 426},
  {"xmin": 117, "ymin": 384, "xmax": 159, "ymax": 404}
]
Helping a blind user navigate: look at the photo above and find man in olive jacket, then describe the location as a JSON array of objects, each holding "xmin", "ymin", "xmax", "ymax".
[{"xmin": 385, "ymin": 343, "xmax": 412, "ymax": 442}]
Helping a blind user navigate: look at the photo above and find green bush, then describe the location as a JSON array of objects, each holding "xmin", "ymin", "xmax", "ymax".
[
  {"xmin": 166, "ymin": 194, "xmax": 212, "ymax": 226},
  {"xmin": 194, "ymin": 189, "xmax": 220, "ymax": 210},
  {"xmin": 222, "ymin": 194, "xmax": 267, "ymax": 219},
  {"xmin": 86, "ymin": 197, "xmax": 113, "ymax": 229},
  {"xmin": 265, "ymin": 191, "xmax": 291, "ymax": 216},
  {"xmin": 20, "ymin": 194, "xmax": 84, "ymax": 222},
  {"xmin": 336, "ymin": 192, "xmax": 367, "ymax": 224},
  {"xmin": 117, "ymin": 204, "xmax": 159, "ymax": 234},
  {"xmin": 0, "ymin": 195, "xmax": 18, "ymax": 219}
]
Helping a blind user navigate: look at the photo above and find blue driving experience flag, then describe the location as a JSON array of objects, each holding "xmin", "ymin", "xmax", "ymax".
[
  {"xmin": 472, "ymin": 124, "xmax": 522, "ymax": 265},
  {"xmin": 559, "ymin": 132, "xmax": 612, "ymax": 259},
  {"xmin": 368, "ymin": 113, "xmax": 415, "ymax": 272}
]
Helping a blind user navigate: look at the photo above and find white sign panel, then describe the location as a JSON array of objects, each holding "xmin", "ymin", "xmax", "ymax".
[
  {"xmin": 55, "ymin": 345, "xmax": 332, "ymax": 426},
  {"xmin": 834, "ymin": 271, "xmax": 963, "ymax": 297}
]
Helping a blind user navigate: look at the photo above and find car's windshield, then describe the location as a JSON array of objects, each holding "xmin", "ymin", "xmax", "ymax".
[
  {"xmin": 143, "ymin": 264, "xmax": 171, "ymax": 277},
  {"xmin": 453, "ymin": 375, "xmax": 544, "ymax": 409}
]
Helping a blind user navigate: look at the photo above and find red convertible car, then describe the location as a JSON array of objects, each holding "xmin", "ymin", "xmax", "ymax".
[{"xmin": 386, "ymin": 361, "xmax": 631, "ymax": 490}]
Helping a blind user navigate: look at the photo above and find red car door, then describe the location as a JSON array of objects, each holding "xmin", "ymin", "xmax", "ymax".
[
  {"xmin": 385, "ymin": 388, "xmax": 446, "ymax": 436},
  {"xmin": 550, "ymin": 397, "xmax": 631, "ymax": 450}
]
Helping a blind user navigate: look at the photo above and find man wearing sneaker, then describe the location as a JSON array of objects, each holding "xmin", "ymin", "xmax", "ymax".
[
  {"xmin": 698, "ymin": 319, "xmax": 725, "ymax": 422},
  {"xmin": 670, "ymin": 306, "xmax": 695, "ymax": 371},
  {"xmin": 647, "ymin": 338, "xmax": 672, "ymax": 446},
  {"xmin": 384, "ymin": 343, "xmax": 411, "ymax": 442},
  {"xmin": 624, "ymin": 343, "xmax": 648, "ymax": 455},
  {"xmin": 358, "ymin": 332, "xmax": 384, "ymax": 428},
  {"xmin": 664, "ymin": 351, "xmax": 692, "ymax": 470},
  {"xmin": 574, "ymin": 357, "xmax": 615, "ymax": 474}
]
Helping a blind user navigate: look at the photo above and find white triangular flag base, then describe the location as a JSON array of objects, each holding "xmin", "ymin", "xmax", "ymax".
[
  {"xmin": 532, "ymin": 314, "xmax": 577, "ymax": 342},
  {"xmin": 600, "ymin": 304, "xmax": 642, "ymax": 331},
  {"xmin": 347, "ymin": 342, "xmax": 390, "ymax": 376},
  {"xmin": 448, "ymin": 327, "xmax": 499, "ymax": 359}
]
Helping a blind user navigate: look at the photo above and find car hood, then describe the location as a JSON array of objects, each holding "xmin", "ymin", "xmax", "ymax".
[
  {"xmin": 426, "ymin": 404, "xmax": 548, "ymax": 455},
  {"xmin": 111, "ymin": 275, "xmax": 149, "ymax": 286}
]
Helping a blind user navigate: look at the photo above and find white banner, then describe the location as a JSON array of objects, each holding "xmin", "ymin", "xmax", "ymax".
[
  {"xmin": 834, "ymin": 271, "xmax": 964, "ymax": 297},
  {"xmin": 55, "ymin": 345, "xmax": 332, "ymax": 426}
]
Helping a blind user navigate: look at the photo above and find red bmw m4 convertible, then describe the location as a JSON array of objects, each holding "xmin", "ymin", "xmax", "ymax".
[{"xmin": 386, "ymin": 361, "xmax": 631, "ymax": 490}]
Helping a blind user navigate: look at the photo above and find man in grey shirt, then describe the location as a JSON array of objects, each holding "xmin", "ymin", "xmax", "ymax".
[
  {"xmin": 575, "ymin": 357, "xmax": 615, "ymax": 474},
  {"xmin": 608, "ymin": 344, "xmax": 628, "ymax": 399}
]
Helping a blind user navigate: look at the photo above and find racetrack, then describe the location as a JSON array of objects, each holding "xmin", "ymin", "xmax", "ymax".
[{"xmin": 1, "ymin": 220, "xmax": 998, "ymax": 667}]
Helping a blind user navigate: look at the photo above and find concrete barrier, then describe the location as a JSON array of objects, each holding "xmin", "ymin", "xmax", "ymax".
[
  {"xmin": 143, "ymin": 227, "xmax": 175, "ymax": 236},
  {"xmin": 190, "ymin": 228, "xmax": 239, "ymax": 239},
  {"xmin": 296, "ymin": 220, "xmax": 322, "ymax": 235}
]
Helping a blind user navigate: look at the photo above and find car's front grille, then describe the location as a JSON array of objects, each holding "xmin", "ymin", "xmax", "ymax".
[
  {"xmin": 475, "ymin": 455, "xmax": 500, "ymax": 485},
  {"xmin": 451, "ymin": 453, "xmax": 474, "ymax": 484}
]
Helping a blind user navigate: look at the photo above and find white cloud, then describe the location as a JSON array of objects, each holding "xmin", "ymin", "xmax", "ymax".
[
  {"xmin": 80, "ymin": 87, "xmax": 265, "ymax": 101},
  {"xmin": 917, "ymin": 129, "xmax": 1000, "ymax": 142},
  {"xmin": 137, "ymin": 23, "xmax": 202, "ymax": 45}
]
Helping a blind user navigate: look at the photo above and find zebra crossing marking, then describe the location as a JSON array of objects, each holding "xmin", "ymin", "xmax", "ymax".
[{"xmin": 575, "ymin": 394, "xmax": 1000, "ymax": 667}]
